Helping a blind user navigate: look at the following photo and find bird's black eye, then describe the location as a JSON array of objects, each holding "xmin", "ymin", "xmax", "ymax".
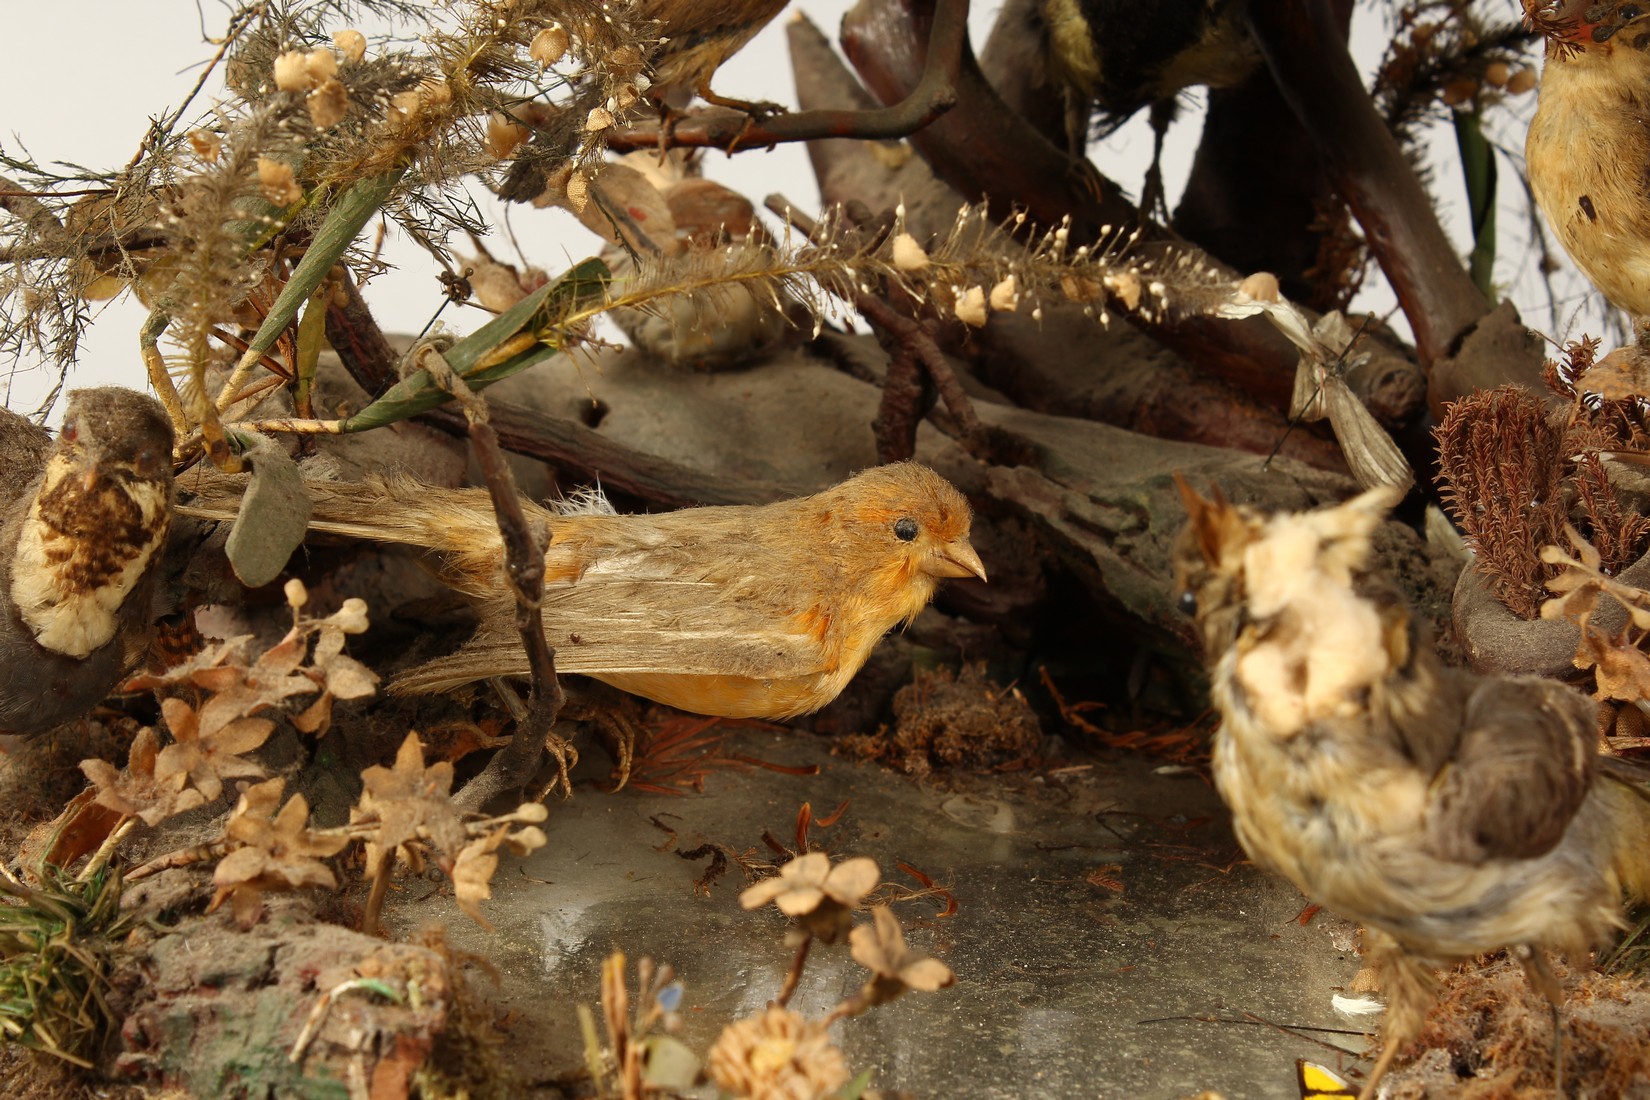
[
  {"xmin": 893, "ymin": 517, "xmax": 919, "ymax": 542},
  {"xmin": 1177, "ymin": 589, "xmax": 1198, "ymax": 616}
]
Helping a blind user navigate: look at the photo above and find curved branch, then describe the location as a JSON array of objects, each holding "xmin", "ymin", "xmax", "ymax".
[{"xmin": 604, "ymin": 0, "xmax": 965, "ymax": 154}]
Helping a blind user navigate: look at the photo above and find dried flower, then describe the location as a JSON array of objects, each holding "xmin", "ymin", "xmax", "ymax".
[
  {"xmin": 188, "ymin": 129, "xmax": 220, "ymax": 163},
  {"xmin": 273, "ymin": 50, "xmax": 311, "ymax": 92},
  {"xmin": 585, "ymin": 106, "xmax": 615, "ymax": 131},
  {"xmin": 705, "ymin": 1007, "xmax": 850, "ymax": 1100},
  {"xmin": 530, "ymin": 24, "xmax": 569, "ymax": 67},
  {"xmin": 307, "ymin": 79, "xmax": 349, "ymax": 129},
  {"xmin": 953, "ymin": 285, "xmax": 987, "ymax": 327},
  {"xmin": 740, "ymin": 853, "xmax": 878, "ymax": 943},
  {"xmin": 988, "ymin": 274, "xmax": 1018, "ymax": 312},
  {"xmin": 891, "ymin": 232, "xmax": 929, "ymax": 271},
  {"xmin": 332, "ymin": 29, "xmax": 366, "ymax": 63},
  {"xmin": 257, "ymin": 157, "xmax": 302, "ymax": 206},
  {"xmin": 486, "ymin": 112, "xmax": 530, "ymax": 159},
  {"xmin": 849, "ymin": 905, "xmax": 955, "ymax": 1006}
]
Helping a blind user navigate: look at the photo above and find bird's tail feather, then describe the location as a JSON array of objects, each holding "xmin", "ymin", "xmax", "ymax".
[
  {"xmin": 181, "ymin": 471, "xmax": 516, "ymax": 597},
  {"xmin": 1600, "ymin": 757, "xmax": 1650, "ymax": 904}
]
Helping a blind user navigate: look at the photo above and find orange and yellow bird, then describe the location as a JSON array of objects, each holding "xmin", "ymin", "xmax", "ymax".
[
  {"xmin": 186, "ymin": 462, "xmax": 984, "ymax": 720},
  {"xmin": 1526, "ymin": 0, "xmax": 1650, "ymax": 318}
]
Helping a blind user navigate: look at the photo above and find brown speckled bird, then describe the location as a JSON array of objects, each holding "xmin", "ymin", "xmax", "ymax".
[
  {"xmin": 1526, "ymin": 1, "xmax": 1650, "ymax": 318},
  {"xmin": 185, "ymin": 462, "xmax": 984, "ymax": 720},
  {"xmin": 0, "ymin": 388, "xmax": 174, "ymax": 735},
  {"xmin": 1173, "ymin": 479, "xmax": 1650, "ymax": 1099},
  {"xmin": 637, "ymin": 0, "xmax": 790, "ymax": 114}
]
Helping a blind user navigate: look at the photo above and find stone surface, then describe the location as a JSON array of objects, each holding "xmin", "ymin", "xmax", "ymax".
[{"xmin": 383, "ymin": 727, "xmax": 1369, "ymax": 1099}]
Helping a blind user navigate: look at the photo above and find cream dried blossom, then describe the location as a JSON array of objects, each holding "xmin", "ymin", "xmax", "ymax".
[
  {"xmin": 706, "ymin": 1006, "xmax": 849, "ymax": 1100},
  {"xmin": 332, "ymin": 29, "xmax": 366, "ymax": 63},
  {"xmin": 850, "ymin": 905, "xmax": 955, "ymax": 1006},
  {"xmin": 740, "ymin": 853, "xmax": 878, "ymax": 943},
  {"xmin": 891, "ymin": 232, "xmax": 929, "ymax": 271},
  {"xmin": 257, "ymin": 157, "xmax": 302, "ymax": 206},
  {"xmin": 953, "ymin": 285, "xmax": 987, "ymax": 327}
]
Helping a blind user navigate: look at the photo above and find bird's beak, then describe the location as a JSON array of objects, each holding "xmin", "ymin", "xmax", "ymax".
[{"xmin": 926, "ymin": 538, "xmax": 987, "ymax": 582}]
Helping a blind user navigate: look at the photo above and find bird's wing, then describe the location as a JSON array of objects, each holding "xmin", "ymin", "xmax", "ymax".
[
  {"xmin": 1424, "ymin": 677, "xmax": 1597, "ymax": 863},
  {"xmin": 392, "ymin": 572, "xmax": 826, "ymax": 693}
]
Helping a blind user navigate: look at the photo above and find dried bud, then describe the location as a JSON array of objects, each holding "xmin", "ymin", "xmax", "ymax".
[
  {"xmin": 486, "ymin": 112, "xmax": 530, "ymax": 158},
  {"xmin": 1102, "ymin": 271, "xmax": 1141, "ymax": 311},
  {"xmin": 332, "ymin": 29, "xmax": 366, "ymax": 63},
  {"xmin": 188, "ymin": 129, "xmax": 221, "ymax": 163},
  {"xmin": 1237, "ymin": 271, "xmax": 1282, "ymax": 303},
  {"xmin": 988, "ymin": 274, "xmax": 1018, "ymax": 312},
  {"xmin": 565, "ymin": 170, "xmax": 590, "ymax": 212},
  {"xmin": 1506, "ymin": 67, "xmax": 1536, "ymax": 95},
  {"xmin": 585, "ymin": 106, "xmax": 615, "ymax": 131},
  {"xmin": 953, "ymin": 285, "xmax": 988, "ymax": 327},
  {"xmin": 891, "ymin": 232, "xmax": 929, "ymax": 271},
  {"xmin": 331, "ymin": 597, "xmax": 369, "ymax": 633},
  {"xmin": 388, "ymin": 89, "xmax": 423, "ymax": 124},
  {"xmin": 530, "ymin": 24, "xmax": 569, "ymax": 67},
  {"xmin": 304, "ymin": 48, "xmax": 338, "ymax": 83},
  {"xmin": 273, "ymin": 51, "xmax": 310, "ymax": 92},
  {"xmin": 419, "ymin": 78, "xmax": 452, "ymax": 110},
  {"xmin": 284, "ymin": 577, "xmax": 310, "ymax": 609},
  {"xmin": 258, "ymin": 157, "xmax": 303, "ymax": 206},
  {"xmin": 1440, "ymin": 78, "xmax": 1478, "ymax": 107},
  {"xmin": 609, "ymin": 44, "xmax": 645, "ymax": 78},
  {"xmin": 307, "ymin": 79, "xmax": 349, "ymax": 129},
  {"xmin": 1483, "ymin": 60, "xmax": 1510, "ymax": 88}
]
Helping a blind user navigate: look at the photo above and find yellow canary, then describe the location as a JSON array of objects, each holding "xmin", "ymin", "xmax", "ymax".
[{"xmin": 1526, "ymin": 1, "xmax": 1650, "ymax": 317}]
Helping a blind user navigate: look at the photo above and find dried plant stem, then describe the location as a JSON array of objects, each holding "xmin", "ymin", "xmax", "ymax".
[
  {"xmin": 231, "ymin": 417, "xmax": 345, "ymax": 435},
  {"xmin": 858, "ymin": 292, "xmax": 985, "ymax": 461},
  {"xmin": 362, "ymin": 859, "xmax": 393, "ymax": 939},
  {"xmin": 125, "ymin": 840, "xmax": 233, "ymax": 883},
  {"xmin": 412, "ymin": 358, "xmax": 572, "ymax": 810},
  {"xmin": 775, "ymin": 934, "xmax": 813, "ymax": 1008},
  {"xmin": 139, "ymin": 311, "xmax": 189, "ymax": 441}
]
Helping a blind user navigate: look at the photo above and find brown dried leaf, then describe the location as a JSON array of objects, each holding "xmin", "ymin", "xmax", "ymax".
[
  {"xmin": 353, "ymin": 732, "xmax": 465, "ymax": 875},
  {"xmin": 81, "ymin": 725, "xmax": 205, "ymax": 826},
  {"xmin": 209, "ymin": 779, "xmax": 345, "ymax": 928}
]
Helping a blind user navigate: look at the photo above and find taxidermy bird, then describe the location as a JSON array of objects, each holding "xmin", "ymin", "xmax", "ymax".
[
  {"xmin": 500, "ymin": 0, "xmax": 790, "ymax": 203},
  {"xmin": 1173, "ymin": 478, "xmax": 1650, "ymax": 1099},
  {"xmin": 1038, "ymin": 0, "xmax": 1260, "ymax": 211},
  {"xmin": 0, "ymin": 388, "xmax": 174, "ymax": 735},
  {"xmin": 183, "ymin": 462, "xmax": 985, "ymax": 721},
  {"xmin": 1526, "ymin": 0, "xmax": 1650, "ymax": 319}
]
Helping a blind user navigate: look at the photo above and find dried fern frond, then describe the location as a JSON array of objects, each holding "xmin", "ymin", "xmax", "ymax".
[{"xmin": 1435, "ymin": 385, "xmax": 1569, "ymax": 617}]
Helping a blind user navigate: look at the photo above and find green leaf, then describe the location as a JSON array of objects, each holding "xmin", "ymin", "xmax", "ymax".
[
  {"xmin": 231, "ymin": 168, "xmax": 406, "ymax": 380},
  {"xmin": 1454, "ymin": 109, "xmax": 1497, "ymax": 299},
  {"xmin": 336, "ymin": 256, "xmax": 610, "ymax": 433},
  {"xmin": 222, "ymin": 431, "xmax": 313, "ymax": 588},
  {"xmin": 638, "ymin": 1034, "xmax": 701, "ymax": 1090},
  {"xmin": 831, "ymin": 1067, "xmax": 875, "ymax": 1100}
]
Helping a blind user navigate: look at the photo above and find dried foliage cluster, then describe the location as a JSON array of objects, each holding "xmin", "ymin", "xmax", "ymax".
[
  {"xmin": 70, "ymin": 582, "xmax": 546, "ymax": 934},
  {"xmin": 1436, "ymin": 339, "xmax": 1650, "ymax": 618},
  {"xmin": 569, "ymin": 850, "xmax": 954, "ymax": 1100}
]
